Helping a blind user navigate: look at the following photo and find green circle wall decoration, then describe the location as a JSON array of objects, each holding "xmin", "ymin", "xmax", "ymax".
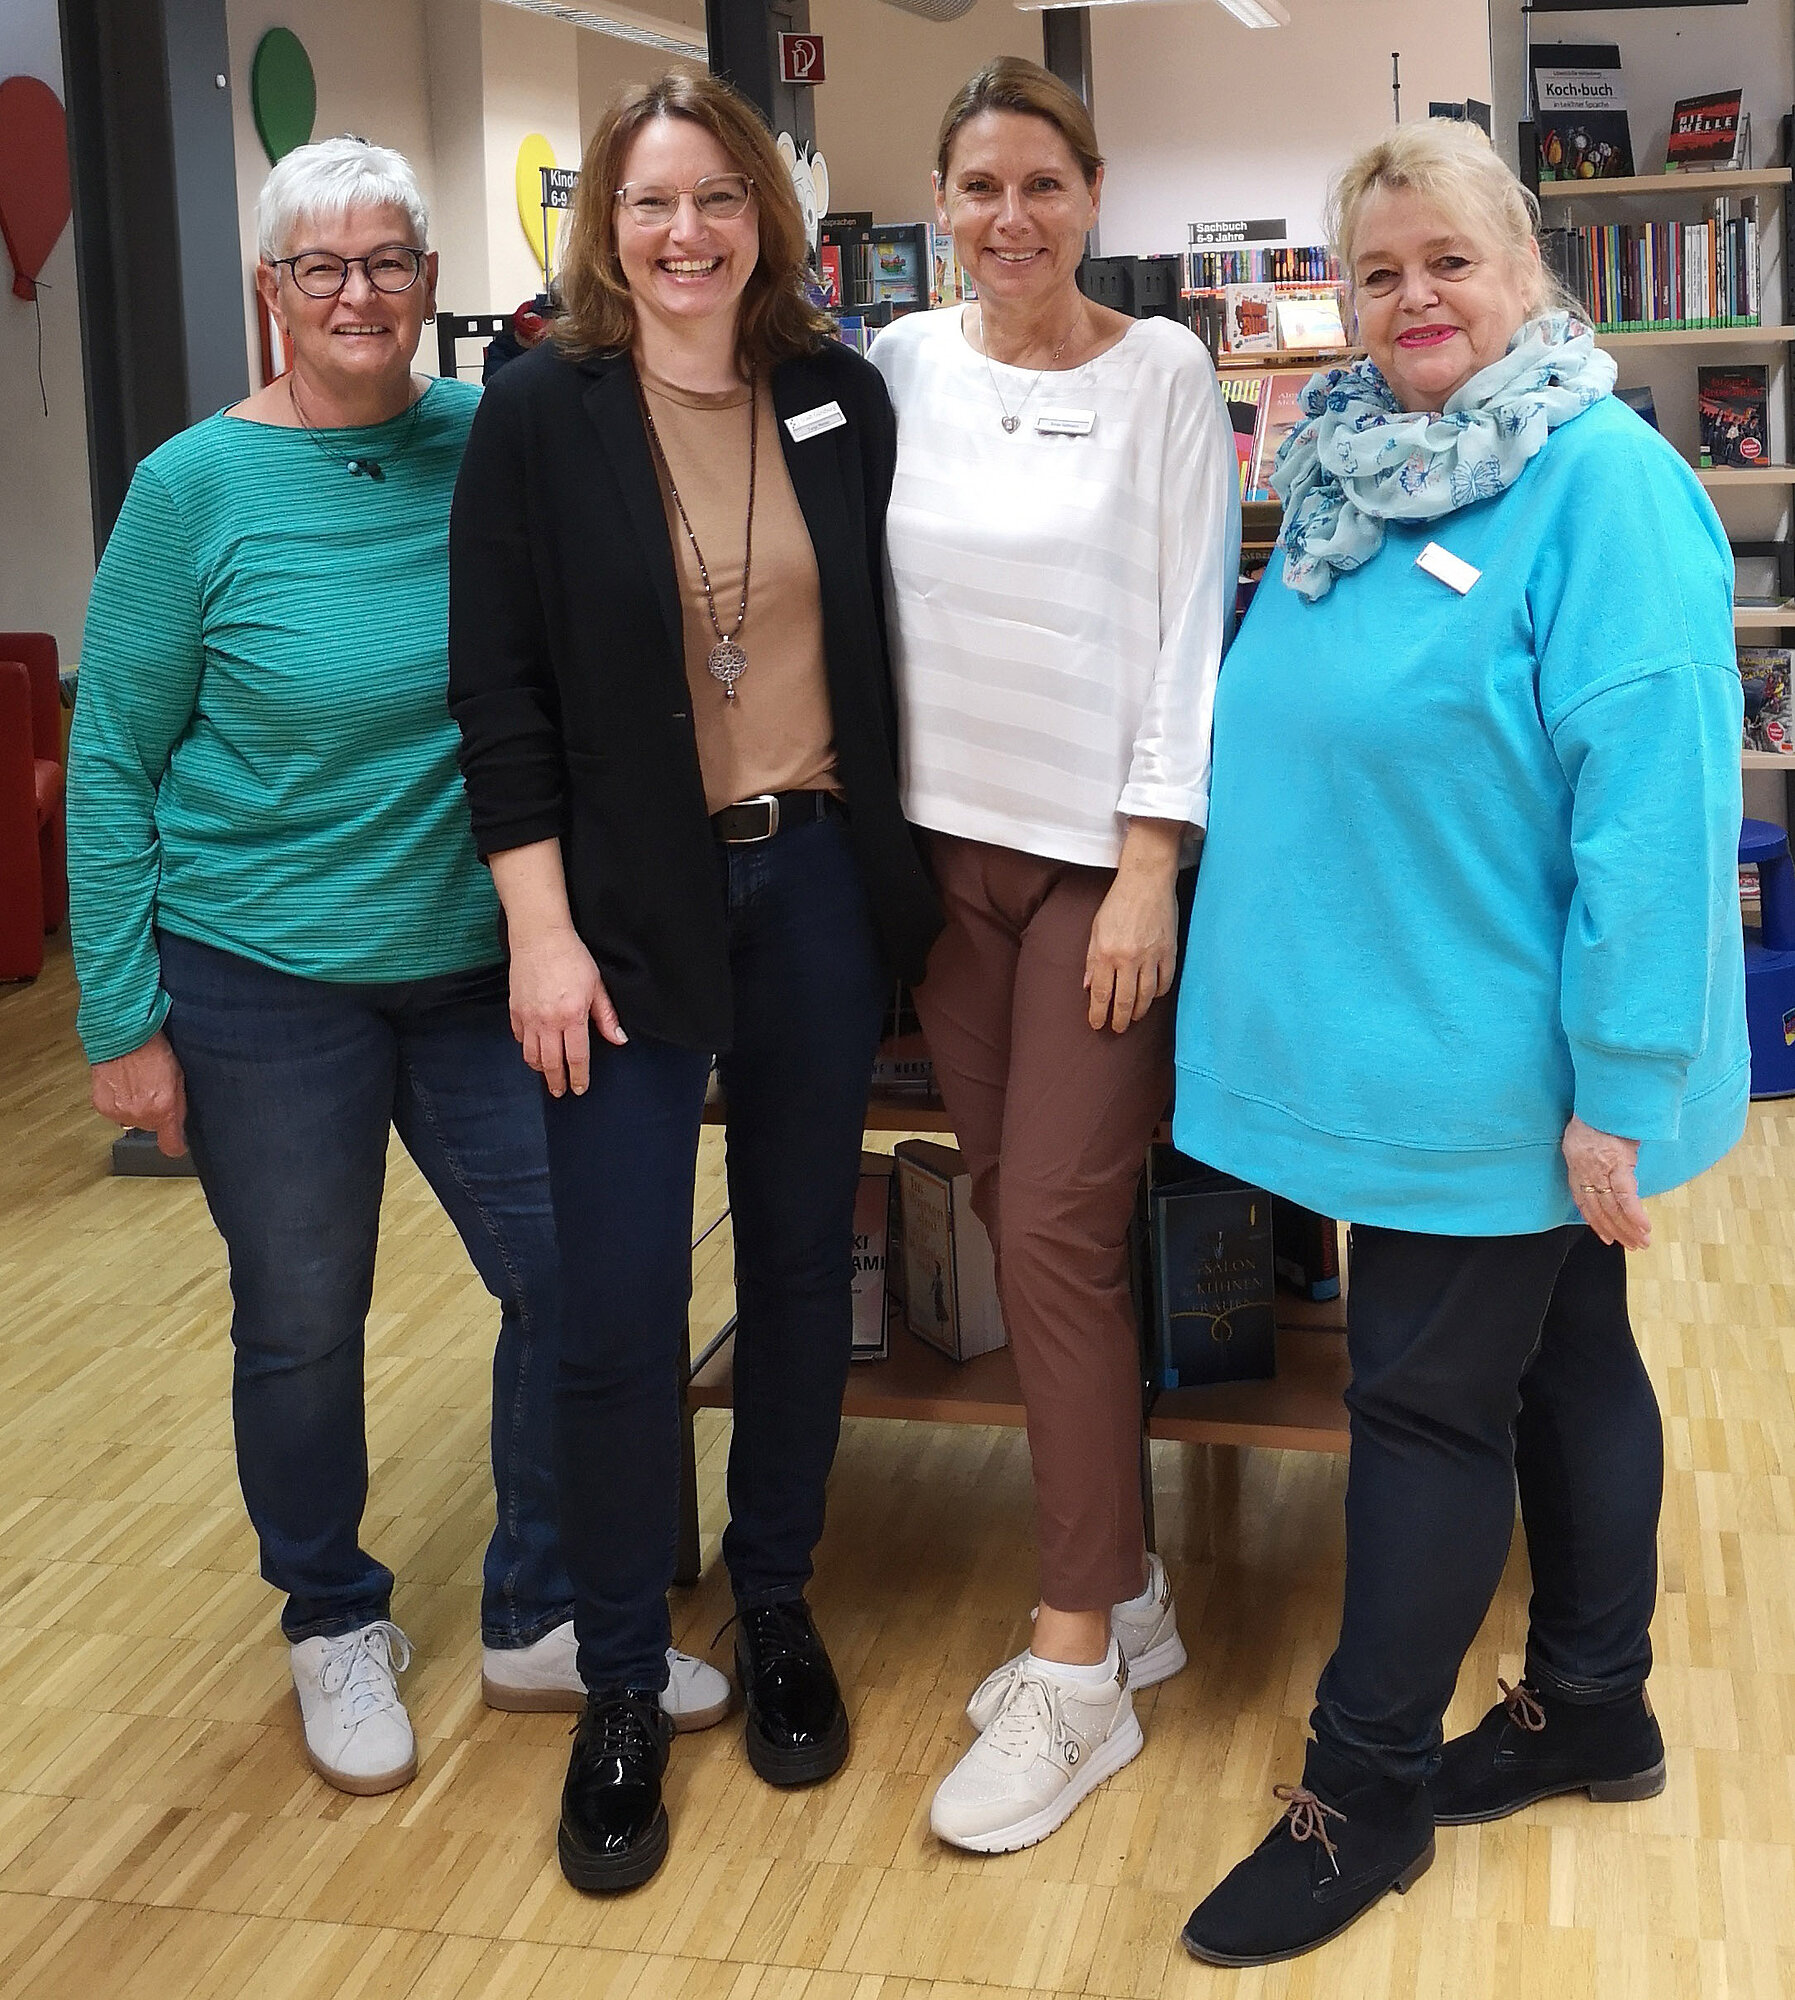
[{"xmin": 252, "ymin": 28, "xmax": 316, "ymax": 165}]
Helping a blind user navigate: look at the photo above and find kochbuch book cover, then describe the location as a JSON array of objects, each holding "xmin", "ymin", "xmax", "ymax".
[{"xmin": 1530, "ymin": 43, "xmax": 1634, "ymax": 180}]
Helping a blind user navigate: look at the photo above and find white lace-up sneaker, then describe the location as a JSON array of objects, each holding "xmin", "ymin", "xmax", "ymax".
[
  {"xmin": 1110, "ymin": 1553, "xmax": 1188, "ymax": 1690},
  {"xmin": 965, "ymin": 1557, "xmax": 1187, "ymax": 1737},
  {"xmin": 482, "ymin": 1622, "xmax": 731, "ymax": 1731},
  {"xmin": 930, "ymin": 1652, "xmax": 1143, "ymax": 1854},
  {"xmin": 291, "ymin": 1621, "xmax": 417, "ymax": 1795}
]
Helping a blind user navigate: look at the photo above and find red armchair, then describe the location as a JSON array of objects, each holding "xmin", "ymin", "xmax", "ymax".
[{"xmin": 0, "ymin": 632, "xmax": 67, "ymax": 982}]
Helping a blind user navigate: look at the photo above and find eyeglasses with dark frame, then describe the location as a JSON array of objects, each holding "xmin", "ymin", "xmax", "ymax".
[
  {"xmin": 272, "ymin": 245, "xmax": 428, "ymax": 300},
  {"xmin": 614, "ymin": 175, "xmax": 756, "ymax": 225}
]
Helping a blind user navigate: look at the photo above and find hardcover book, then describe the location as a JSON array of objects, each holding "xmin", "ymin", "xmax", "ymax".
[
  {"xmin": 1530, "ymin": 43, "xmax": 1634, "ymax": 181},
  {"xmin": 1618, "ymin": 384, "xmax": 1660, "ymax": 431},
  {"xmin": 1699, "ymin": 364, "xmax": 1768, "ymax": 466},
  {"xmin": 1275, "ymin": 291, "xmax": 1347, "ymax": 351},
  {"xmin": 1738, "ymin": 648, "xmax": 1795, "ymax": 754},
  {"xmin": 1667, "ymin": 90, "xmax": 1746, "ymax": 172},
  {"xmin": 1270, "ymin": 1197, "xmax": 1341, "ymax": 1304},
  {"xmin": 1139, "ymin": 1146, "xmax": 1276, "ymax": 1392},
  {"xmin": 1223, "ymin": 283, "xmax": 1279, "ymax": 354},
  {"xmin": 894, "ymin": 1141, "xmax": 1005, "ymax": 1362},
  {"xmin": 851, "ymin": 1153, "xmax": 895, "ymax": 1360},
  {"xmin": 1247, "ymin": 371, "xmax": 1313, "ymax": 502}
]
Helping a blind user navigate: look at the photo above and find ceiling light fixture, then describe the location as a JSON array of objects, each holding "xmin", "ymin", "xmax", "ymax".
[
  {"xmin": 488, "ymin": 0, "xmax": 706, "ymax": 61},
  {"xmin": 1016, "ymin": 0, "xmax": 1287, "ymax": 20}
]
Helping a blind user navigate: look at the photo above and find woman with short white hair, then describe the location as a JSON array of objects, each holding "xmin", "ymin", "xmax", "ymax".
[
  {"xmin": 66, "ymin": 134, "xmax": 728, "ymax": 1798},
  {"xmin": 1174, "ymin": 119, "xmax": 1746, "ymax": 1965}
]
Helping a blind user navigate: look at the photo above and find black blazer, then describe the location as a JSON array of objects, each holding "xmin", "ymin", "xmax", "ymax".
[{"xmin": 448, "ymin": 338, "xmax": 942, "ymax": 1053}]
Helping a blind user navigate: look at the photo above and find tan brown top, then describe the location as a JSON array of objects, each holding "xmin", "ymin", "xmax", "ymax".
[{"xmin": 639, "ymin": 368, "xmax": 839, "ymax": 815}]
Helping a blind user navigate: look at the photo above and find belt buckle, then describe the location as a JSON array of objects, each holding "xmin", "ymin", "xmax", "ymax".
[{"xmin": 729, "ymin": 793, "xmax": 780, "ymax": 843}]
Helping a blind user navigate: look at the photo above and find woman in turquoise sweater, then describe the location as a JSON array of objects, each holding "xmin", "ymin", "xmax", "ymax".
[
  {"xmin": 65, "ymin": 137, "xmax": 728, "ymax": 1798},
  {"xmin": 1175, "ymin": 122, "xmax": 1746, "ymax": 1966}
]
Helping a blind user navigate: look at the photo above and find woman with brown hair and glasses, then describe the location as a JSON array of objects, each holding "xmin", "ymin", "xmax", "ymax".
[{"xmin": 448, "ymin": 72, "xmax": 940, "ymax": 1893}]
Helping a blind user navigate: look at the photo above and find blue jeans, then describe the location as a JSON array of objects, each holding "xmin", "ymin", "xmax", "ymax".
[
  {"xmin": 544, "ymin": 814, "xmax": 889, "ymax": 1692},
  {"xmin": 159, "ymin": 931, "xmax": 576, "ymax": 1646},
  {"xmin": 1313, "ymin": 1224, "xmax": 1661, "ymax": 1785}
]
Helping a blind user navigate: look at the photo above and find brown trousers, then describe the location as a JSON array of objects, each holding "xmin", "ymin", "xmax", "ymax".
[{"xmin": 914, "ymin": 831, "xmax": 1171, "ymax": 1610}]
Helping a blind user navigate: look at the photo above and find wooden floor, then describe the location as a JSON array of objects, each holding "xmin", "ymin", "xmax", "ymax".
[{"xmin": 4, "ymin": 932, "xmax": 1795, "ymax": 1999}]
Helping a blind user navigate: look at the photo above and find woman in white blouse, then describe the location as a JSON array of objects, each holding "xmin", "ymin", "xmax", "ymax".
[{"xmin": 871, "ymin": 55, "xmax": 1239, "ymax": 1856}]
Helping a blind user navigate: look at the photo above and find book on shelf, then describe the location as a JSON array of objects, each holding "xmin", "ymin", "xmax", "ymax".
[
  {"xmin": 1540, "ymin": 198, "xmax": 1760, "ymax": 331},
  {"xmin": 1275, "ymin": 291, "xmax": 1347, "ymax": 351},
  {"xmin": 851, "ymin": 1154, "xmax": 895, "ymax": 1362},
  {"xmin": 1247, "ymin": 371, "xmax": 1311, "ymax": 502},
  {"xmin": 1618, "ymin": 384, "xmax": 1660, "ymax": 431},
  {"xmin": 931, "ymin": 226, "xmax": 972, "ymax": 305},
  {"xmin": 1699, "ymin": 364, "xmax": 1768, "ymax": 467},
  {"xmin": 1531, "ymin": 42, "xmax": 1634, "ymax": 181},
  {"xmin": 1135, "ymin": 1146, "xmax": 1277, "ymax": 1393},
  {"xmin": 1222, "ymin": 374, "xmax": 1266, "ymax": 497},
  {"xmin": 893, "ymin": 1141, "xmax": 1006, "ymax": 1363},
  {"xmin": 1184, "ymin": 244, "xmax": 1339, "ymax": 289},
  {"xmin": 867, "ymin": 223, "xmax": 929, "ymax": 310},
  {"xmin": 1666, "ymin": 90, "xmax": 1748, "ymax": 173},
  {"xmin": 1222, "ymin": 283, "xmax": 1279, "ymax": 354},
  {"xmin": 1738, "ymin": 647, "xmax": 1795, "ymax": 753},
  {"xmin": 1270, "ymin": 1197, "xmax": 1341, "ymax": 1304}
]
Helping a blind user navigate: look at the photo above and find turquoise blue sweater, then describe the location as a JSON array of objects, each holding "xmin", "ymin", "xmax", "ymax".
[
  {"xmin": 69, "ymin": 379, "xmax": 501, "ymax": 1063},
  {"xmin": 1174, "ymin": 396, "xmax": 1748, "ymax": 1234}
]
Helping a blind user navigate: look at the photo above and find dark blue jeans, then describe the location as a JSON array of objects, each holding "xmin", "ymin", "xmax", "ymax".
[
  {"xmin": 543, "ymin": 815, "xmax": 888, "ymax": 1692},
  {"xmin": 1313, "ymin": 1223, "xmax": 1661, "ymax": 1786},
  {"xmin": 159, "ymin": 931, "xmax": 576, "ymax": 1646}
]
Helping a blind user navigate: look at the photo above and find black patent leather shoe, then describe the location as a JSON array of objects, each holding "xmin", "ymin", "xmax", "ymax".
[
  {"xmin": 1430, "ymin": 1679, "xmax": 1666, "ymax": 1825},
  {"xmin": 558, "ymin": 1687, "xmax": 676, "ymax": 1892},
  {"xmin": 735, "ymin": 1598, "xmax": 849, "ymax": 1787}
]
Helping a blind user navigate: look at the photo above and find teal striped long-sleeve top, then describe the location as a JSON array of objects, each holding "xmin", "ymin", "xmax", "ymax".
[{"xmin": 68, "ymin": 378, "xmax": 503, "ymax": 1063}]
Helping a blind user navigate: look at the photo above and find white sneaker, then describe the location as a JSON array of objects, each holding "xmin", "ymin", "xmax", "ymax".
[
  {"xmin": 966, "ymin": 1555, "xmax": 1187, "ymax": 1735},
  {"xmin": 1110, "ymin": 1553, "xmax": 1188, "ymax": 1690},
  {"xmin": 291, "ymin": 1621, "xmax": 417, "ymax": 1795},
  {"xmin": 930, "ymin": 1652, "xmax": 1143, "ymax": 1854},
  {"xmin": 481, "ymin": 1622, "xmax": 731, "ymax": 1731}
]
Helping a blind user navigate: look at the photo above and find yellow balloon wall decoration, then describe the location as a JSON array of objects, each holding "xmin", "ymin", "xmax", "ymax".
[{"xmin": 515, "ymin": 133, "xmax": 558, "ymax": 278}]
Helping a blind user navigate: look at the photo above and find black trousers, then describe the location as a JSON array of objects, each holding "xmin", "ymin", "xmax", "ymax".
[{"xmin": 1311, "ymin": 1224, "xmax": 1662, "ymax": 1786}]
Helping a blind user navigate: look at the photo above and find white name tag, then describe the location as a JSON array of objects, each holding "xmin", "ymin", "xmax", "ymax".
[
  {"xmin": 1035, "ymin": 408, "xmax": 1096, "ymax": 436},
  {"xmin": 1416, "ymin": 540, "xmax": 1481, "ymax": 594},
  {"xmin": 785, "ymin": 401, "xmax": 846, "ymax": 442}
]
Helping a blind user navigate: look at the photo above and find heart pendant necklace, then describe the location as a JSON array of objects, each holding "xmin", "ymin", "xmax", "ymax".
[
  {"xmin": 979, "ymin": 307, "xmax": 1075, "ymax": 435},
  {"xmin": 639, "ymin": 373, "xmax": 759, "ymax": 699}
]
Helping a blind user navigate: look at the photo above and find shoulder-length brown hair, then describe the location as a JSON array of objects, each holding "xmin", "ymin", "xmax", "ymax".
[
  {"xmin": 555, "ymin": 71, "xmax": 831, "ymax": 371},
  {"xmin": 935, "ymin": 57, "xmax": 1104, "ymax": 187}
]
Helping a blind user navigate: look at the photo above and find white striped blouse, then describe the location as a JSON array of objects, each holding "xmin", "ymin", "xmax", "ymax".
[{"xmin": 870, "ymin": 307, "xmax": 1240, "ymax": 870}]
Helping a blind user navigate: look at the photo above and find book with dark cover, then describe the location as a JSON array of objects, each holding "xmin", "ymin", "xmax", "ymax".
[
  {"xmin": 1139, "ymin": 1146, "xmax": 1276, "ymax": 1391},
  {"xmin": 1618, "ymin": 384, "xmax": 1660, "ymax": 430},
  {"xmin": 1530, "ymin": 43, "xmax": 1633, "ymax": 181},
  {"xmin": 1270, "ymin": 1197, "xmax": 1341, "ymax": 1303},
  {"xmin": 1667, "ymin": 90, "xmax": 1745, "ymax": 172},
  {"xmin": 1699, "ymin": 365, "xmax": 1768, "ymax": 467}
]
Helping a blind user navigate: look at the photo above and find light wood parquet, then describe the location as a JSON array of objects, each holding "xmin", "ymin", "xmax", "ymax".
[{"xmin": 4, "ymin": 932, "xmax": 1795, "ymax": 1999}]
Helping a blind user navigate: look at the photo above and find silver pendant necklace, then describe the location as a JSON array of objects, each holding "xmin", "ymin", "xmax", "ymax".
[
  {"xmin": 978, "ymin": 306, "xmax": 1076, "ymax": 433},
  {"xmin": 639, "ymin": 375, "xmax": 758, "ymax": 699}
]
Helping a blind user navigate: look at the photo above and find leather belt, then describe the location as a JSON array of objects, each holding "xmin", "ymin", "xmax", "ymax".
[{"xmin": 711, "ymin": 790, "xmax": 840, "ymax": 844}]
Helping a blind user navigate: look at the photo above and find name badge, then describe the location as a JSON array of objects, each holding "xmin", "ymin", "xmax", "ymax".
[
  {"xmin": 1035, "ymin": 408, "xmax": 1096, "ymax": 437},
  {"xmin": 1416, "ymin": 540, "xmax": 1481, "ymax": 595},
  {"xmin": 785, "ymin": 401, "xmax": 847, "ymax": 442}
]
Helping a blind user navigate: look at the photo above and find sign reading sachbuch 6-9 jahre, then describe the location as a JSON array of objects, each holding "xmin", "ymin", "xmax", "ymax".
[{"xmin": 1187, "ymin": 218, "xmax": 1287, "ymax": 250}]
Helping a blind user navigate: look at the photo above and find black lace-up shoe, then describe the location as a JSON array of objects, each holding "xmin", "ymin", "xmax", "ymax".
[
  {"xmin": 735, "ymin": 1598, "xmax": 849, "ymax": 1786},
  {"xmin": 1181, "ymin": 1740, "xmax": 1434, "ymax": 1968},
  {"xmin": 1430, "ymin": 1679, "xmax": 1665, "ymax": 1825},
  {"xmin": 558, "ymin": 1687, "xmax": 676, "ymax": 1892}
]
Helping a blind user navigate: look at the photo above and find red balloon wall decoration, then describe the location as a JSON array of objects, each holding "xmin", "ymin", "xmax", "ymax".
[{"xmin": 0, "ymin": 75, "xmax": 73, "ymax": 303}]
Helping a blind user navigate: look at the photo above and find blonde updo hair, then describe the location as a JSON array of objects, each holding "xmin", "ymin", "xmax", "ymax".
[{"xmin": 1328, "ymin": 120, "xmax": 1572, "ymax": 317}]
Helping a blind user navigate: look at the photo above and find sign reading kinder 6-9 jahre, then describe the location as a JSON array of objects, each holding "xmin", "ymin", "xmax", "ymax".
[
  {"xmin": 539, "ymin": 167, "xmax": 580, "ymax": 211},
  {"xmin": 1188, "ymin": 217, "xmax": 1286, "ymax": 250}
]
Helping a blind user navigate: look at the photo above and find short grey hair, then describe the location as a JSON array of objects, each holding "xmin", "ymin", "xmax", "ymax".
[{"xmin": 257, "ymin": 134, "xmax": 429, "ymax": 262}]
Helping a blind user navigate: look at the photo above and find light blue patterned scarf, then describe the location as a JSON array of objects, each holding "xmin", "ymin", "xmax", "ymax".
[{"xmin": 1271, "ymin": 311, "xmax": 1617, "ymax": 602}]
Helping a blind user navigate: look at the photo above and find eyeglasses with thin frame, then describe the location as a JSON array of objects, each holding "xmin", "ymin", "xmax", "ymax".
[
  {"xmin": 272, "ymin": 245, "xmax": 427, "ymax": 299},
  {"xmin": 615, "ymin": 174, "xmax": 755, "ymax": 225}
]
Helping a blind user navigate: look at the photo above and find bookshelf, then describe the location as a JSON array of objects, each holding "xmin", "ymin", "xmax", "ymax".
[
  {"xmin": 671, "ymin": 1089, "xmax": 1351, "ymax": 1583},
  {"xmin": 1552, "ymin": 129, "xmax": 1795, "ymax": 809},
  {"xmin": 1538, "ymin": 169, "xmax": 1792, "ymax": 202}
]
